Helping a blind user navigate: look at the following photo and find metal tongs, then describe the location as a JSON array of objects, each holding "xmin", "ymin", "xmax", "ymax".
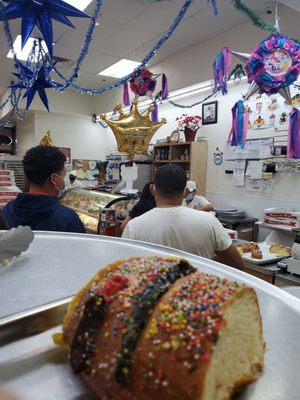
[{"xmin": 0, "ymin": 226, "xmax": 34, "ymax": 264}]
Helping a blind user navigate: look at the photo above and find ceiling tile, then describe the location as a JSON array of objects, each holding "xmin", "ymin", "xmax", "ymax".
[
  {"xmin": 99, "ymin": 0, "xmax": 149, "ymax": 24},
  {"xmin": 80, "ymin": 53, "xmax": 120, "ymax": 74},
  {"xmin": 94, "ymin": 24, "xmax": 159, "ymax": 58}
]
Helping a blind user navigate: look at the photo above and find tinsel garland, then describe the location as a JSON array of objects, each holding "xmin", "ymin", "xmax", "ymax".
[
  {"xmin": 232, "ymin": 0, "xmax": 300, "ymax": 45},
  {"xmin": 51, "ymin": 0, "xmax": 193, "ymax": 95}
]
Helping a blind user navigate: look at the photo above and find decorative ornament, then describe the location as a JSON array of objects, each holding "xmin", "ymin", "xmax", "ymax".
[
  {"xmin": 0, "ymin": 0, "xmax": 90, "ymax": 57},
  {"xmin": 229, "ymin": 64, "xmax": 247, "ymax": 81},
  {"xmin": 12, "ymin": 62, "xmax": 54, "ymax": 111},
  {"xmin": 213, "ymin": 46, "xmax": 231, "ymax": 95},
  {"xmin": 123, "ymin": 82, "xmax": 130, "ymax": 107},
  {"xmin": 100, "ymin": 100, "xmax": 167, "ymax": 160},
  {"xmin": 170, "ymin": 129, "xmax": 180, "ymax": 143},
  {"xmin": 39, "ymin": 131, "xmax": 53, "ymax": 147},
  {"xmin": 151, "ymin": 101, "xmax": 159, "ymax": 122},
  {"xmin": 246, "ymin": 34, "xmax": 300, "ymax": 101},
  {"xmin": 208, "ymin": 0, "xmax": 218, "ymax": 16},
  {"xmin": 227, "ymin": 100, "xmax": 249, "ymax": 148},
  {"xmin": 214, "ymin": 148, "xmax": 223, "ymax": 165},
  {"xmin": 129, "ymin": 68, "xmax": 157, "ymax": 98},
  {"xmin": 287, "ymin": 108, "xmax": 300, "ymax": 159},
  {"xmin": 215, "ymin": 34, "xmax": 300, "ymax": 104}
]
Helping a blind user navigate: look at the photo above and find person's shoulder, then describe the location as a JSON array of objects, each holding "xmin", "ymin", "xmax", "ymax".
[
  {"xmin": 185, "ymin": 207, "xmax": 215, "ymax": 221},
  {"xmin": 128, "ymin": 208, "xmax": 157, "ymax": 226},
  {"xmin": 56, "ymin": 203, "xmax": 80, "ymax": 218}
]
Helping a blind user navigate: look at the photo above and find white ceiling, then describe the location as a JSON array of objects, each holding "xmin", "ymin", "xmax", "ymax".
[{"xmin": 0, "ymin": 0, "xmax": 279, "ymax": 96}]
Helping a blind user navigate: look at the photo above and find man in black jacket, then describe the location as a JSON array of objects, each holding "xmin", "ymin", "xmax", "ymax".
[{"xmin": 3, "ymin": 146, "xmax": 85, "ymax": 233}]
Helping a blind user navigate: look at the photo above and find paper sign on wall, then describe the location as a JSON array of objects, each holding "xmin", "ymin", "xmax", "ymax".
[
  {"xmin": 246, "ymin": 178, "xmax": 274, "ymax": 196},
  {"xmin": 233, "ymin": 160, "xmax": 246, "ymax": 186},
  {"xmin": 249, "ymin": 161, "xmax": 263, "ymax": 180}
]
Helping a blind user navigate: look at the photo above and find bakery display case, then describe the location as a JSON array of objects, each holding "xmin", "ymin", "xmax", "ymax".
[{"xmin": 60, "ymin": 188, "xmax": 134, "ymax": 234}]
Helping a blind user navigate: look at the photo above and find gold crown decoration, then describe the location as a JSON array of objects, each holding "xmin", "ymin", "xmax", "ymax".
[
  {"xmin": 101, "ymin": 100, "xmax": 167, "ymax": 160},
  {"xmin": 39, "ymin": 130, "xmax": 54, "ymax": 147}
]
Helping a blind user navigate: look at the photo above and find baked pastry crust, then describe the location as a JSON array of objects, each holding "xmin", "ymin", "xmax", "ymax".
[
  {"xmin": 63, "ymin": 257, "xmax": 265, "ymax": 400},
  {"xmin": 251, "ymin": 249, "xmax": 263, "ymax": 259}
]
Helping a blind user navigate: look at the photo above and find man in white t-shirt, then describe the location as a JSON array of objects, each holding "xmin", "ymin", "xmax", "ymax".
[
  {"xmin": 122, "ymin": 164, "xmax": 243, "ymax": 268},
  {"xmin": 183, "ymin": 180, "xmax": 213, "ymax": 212}
]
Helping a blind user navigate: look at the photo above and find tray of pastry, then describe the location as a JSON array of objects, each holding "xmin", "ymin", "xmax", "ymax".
[
  {"xmin": 237, "ymin": 242, "xmax": 292, "ymax": 265},
  {"xmin": 0, "ymin": 236, "xmax": 300, "ymax": 400}
]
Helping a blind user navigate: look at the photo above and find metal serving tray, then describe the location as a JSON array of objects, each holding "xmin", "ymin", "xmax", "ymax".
[{"xmin": 0, "ymin": 233, "xmax": 300, "ymax": 399}]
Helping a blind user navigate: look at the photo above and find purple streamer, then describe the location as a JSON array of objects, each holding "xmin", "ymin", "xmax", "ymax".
[
  {"xmin": 213, "ymin": 46, "xmax": 231, "ymax": 95},
  {"xmin": 227, "ymin": 100, "xmax": 248, "ymax": 148},
  {"xmin": 123, "ymin": 82, "xmax": 130, "ymax": 106},
  {"xmin": 288, "ymin": 108, "xmax": 300, "ymax": 159},
  {"xmin": 162, "ymin": 73, "xmax": 169, "ymax": 100},
  {"xmin": 209, "ymin": 0, "xmax": 218, "ymax": 16},
  {"xmin": 152, "ymin": 102, "xmax": 159, "ymax": 122}
]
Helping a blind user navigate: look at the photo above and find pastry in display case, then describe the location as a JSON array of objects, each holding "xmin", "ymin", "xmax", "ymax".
[{"xmin": 60, "ymin": 188, "xmax": 134, "ymax": 235}]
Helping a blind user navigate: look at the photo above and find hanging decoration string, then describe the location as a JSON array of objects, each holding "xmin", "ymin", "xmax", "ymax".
[
  {"xmin": 50, "ymin": 0, "xmax": 193, "ymax": 95},
  {"xmin": 51, "ymin": 0, "xmax": 104, "ymax": 91},
  {"xmin": 168, "ymin": 90, "xmax": 217, "ymax": 109},
  {"xmin": 0, "ymin": 0, "xmax": 104, "ymax": 90},
  {"xmin": 232, "ymin": 0, "xmax": 299, "ymax": 45}
]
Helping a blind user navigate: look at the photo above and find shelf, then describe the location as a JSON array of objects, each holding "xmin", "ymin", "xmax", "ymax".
[
  {"xmin": 154, "ymin": 160, "xmax": 190, "ymax": 164},
  {"xmin": 154, "ymin": 142, "xmax": 192, "ymax": 147},
  {"xmin": 255, "ymin": 221, "xmax": 297, "ymax": 233}
]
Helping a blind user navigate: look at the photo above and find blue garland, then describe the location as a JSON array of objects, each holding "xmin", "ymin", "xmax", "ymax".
[
  {"xmin": 51, "ymin": 0, "xmax": 193, "ymax": 95},
  {"xmin": 0, "ymin": 87, "xmax": 25, "ymax": 129},
  {"xmin": 0, "ymin": 0, "xmax": 193, "ymax": 114}
]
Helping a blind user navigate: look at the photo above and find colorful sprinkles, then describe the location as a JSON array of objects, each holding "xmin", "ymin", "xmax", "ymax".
[{"xmin": 68, "ymin": 257, "xmax": 242, "ymax": 391}]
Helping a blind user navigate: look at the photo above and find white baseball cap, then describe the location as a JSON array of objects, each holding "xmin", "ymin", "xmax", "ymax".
[
  {"xmin": 186, "ymin": 180, "xmax": 197, "ymax": 192},
  {"xmin": 69, "ymin": 170, "xmax": 78, "ymax": 177}
]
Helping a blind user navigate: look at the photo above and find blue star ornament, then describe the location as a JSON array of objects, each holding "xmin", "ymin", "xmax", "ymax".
[
  {"xmin": 13, "ymin": 63, "xmax": 54, "ymax": 111},
  {"xmin": 0, "ymin": 0, "xmax": 90, "ymax": 56}
]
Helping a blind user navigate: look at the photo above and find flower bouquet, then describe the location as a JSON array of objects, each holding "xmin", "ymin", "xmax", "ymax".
[{"xmin": 176, "ymin": 114, "xmax": 202, "ymax": 142}]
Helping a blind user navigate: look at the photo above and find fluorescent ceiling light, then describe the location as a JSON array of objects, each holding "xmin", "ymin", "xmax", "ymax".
[
  {"xmin": 63, "ymin": 0, "xmax": 93, "ymax": 11},
  {"xmin": 101, "ymin": 77, "xmax": 248, "ymax": 119},
  {"xmin": 98, "ymin": 59, "xmax": 142, "ymax": 79},
  {"xmin": 7, "ymin": 35, "xmax": 48, "ymax": 61}
]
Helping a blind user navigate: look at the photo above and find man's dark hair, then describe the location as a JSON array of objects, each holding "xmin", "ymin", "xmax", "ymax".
[
  {"xmin": 23, "ymin": 146, "xmax": 66, "ymax": 185},
  {"xmin": 154, "ymin": 164, "xmax": 187, "ymax": 197}
]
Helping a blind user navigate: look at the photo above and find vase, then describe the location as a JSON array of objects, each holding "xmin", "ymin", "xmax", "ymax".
[{"xmin": 184, "ymin": 127, "xmax": 197, "ymax": 142}]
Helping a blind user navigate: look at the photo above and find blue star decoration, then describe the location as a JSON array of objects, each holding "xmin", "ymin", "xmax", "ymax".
[
  {"xmin": 12, "ymin": 62, "xmax": 57, "ymax": 111},
  {"xmin": 0, "ymin": 0, "xmax": 90, "ymax": 57}
]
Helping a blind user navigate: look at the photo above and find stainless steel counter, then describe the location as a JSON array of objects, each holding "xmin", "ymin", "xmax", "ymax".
[{"xmin": 0, "ymin": 233, "xmax": 300, "ymax": 399}]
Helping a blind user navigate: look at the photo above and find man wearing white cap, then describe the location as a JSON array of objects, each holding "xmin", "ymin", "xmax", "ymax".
[
  {"xmin": 183, "ymin": 180, "xmax": 213, "ymax": 212},
  {"xmin": 68, "ymin": 171, "xmax": 83, "ymax": 189}
]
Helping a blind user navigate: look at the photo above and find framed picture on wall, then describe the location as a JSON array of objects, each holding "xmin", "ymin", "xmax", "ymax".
[{"xmin": 202, "ymin": 101, "xmax": 218, "ymax": 125}]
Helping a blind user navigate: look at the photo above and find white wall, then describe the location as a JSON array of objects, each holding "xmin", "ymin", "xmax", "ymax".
[
  {"xmin": 16, "ymin": 112, "xmax": 35, "ymax": 157},
  {"xmin": 99, "ymin": 81, "xmax": 300, "ymax": 222},
  {"xmin": 2, "ymin": 3, "xmax": 299, "ymax": 223},
  {"xmin": 5, "ymin": 90, "xmax": 107, "ymax": 160},
  {"xmin": 34, "ymin": 111, "xmax": 107, "ymax": 160}
]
